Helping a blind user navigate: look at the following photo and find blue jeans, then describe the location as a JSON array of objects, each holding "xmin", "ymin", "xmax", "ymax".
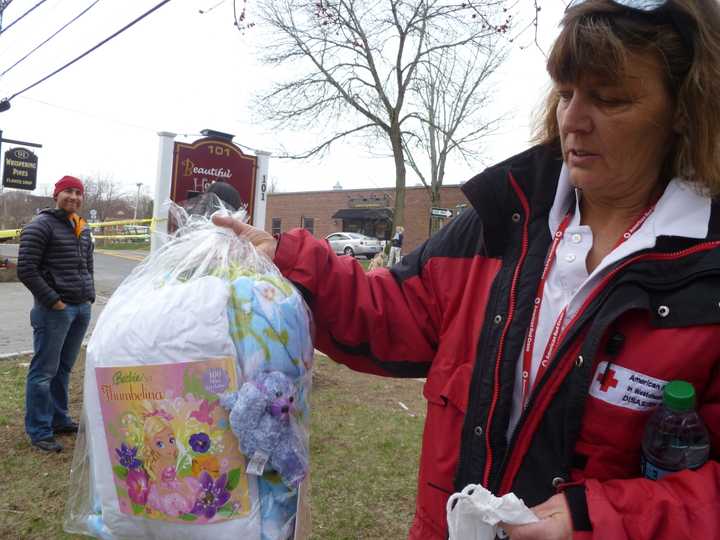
[{"xmin": 25, "ymin": 301, "xmax": 91, "ymax": 442}]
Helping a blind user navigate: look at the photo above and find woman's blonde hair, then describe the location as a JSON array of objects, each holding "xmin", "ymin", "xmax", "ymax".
[
  {"xmin": 142, "ymin": 415, "xmax": 175, "ymax": 480},
  {"xmin": 534, "ymin": 0, "xmax": 720, "ymax": 195}
]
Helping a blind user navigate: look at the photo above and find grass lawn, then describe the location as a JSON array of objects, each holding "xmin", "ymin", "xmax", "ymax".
[
  {"xmin": 0, "ymin": 353, "xmax": 425, "ymax": 539},
  {"xmin": 93, "ymin": 241, "xmax": 150, "ymax": 251}
]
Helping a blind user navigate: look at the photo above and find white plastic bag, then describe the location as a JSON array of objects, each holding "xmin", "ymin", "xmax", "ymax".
[
  {"xmin": 65, "ymin": 199, "xmax": 314, "ymax": 539},
  {"xmin": 446, "ymin": 484, "xmax": 539, "ymax": 540}
]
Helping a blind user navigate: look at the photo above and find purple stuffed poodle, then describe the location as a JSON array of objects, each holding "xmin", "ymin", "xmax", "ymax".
[{"xmin": 220, "ymin": 370, "xmax": 308, "ymax": 488}]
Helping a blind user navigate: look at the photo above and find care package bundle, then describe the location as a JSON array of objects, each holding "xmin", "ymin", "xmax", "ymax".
[{"xmin": 64, "ymin": 198, "xmax": 314, "ymax": 540}]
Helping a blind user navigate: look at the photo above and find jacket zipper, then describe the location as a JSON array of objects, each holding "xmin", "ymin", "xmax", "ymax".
[
  {"xmin": 496, "ymin": 240, "xmax": 720, "ymax": 494},
  {"xmin": 64, "ymin": 213, "xmax": 88, "ymax": 301},
  {"xmin": 72, "ymin": 219, "xmax": 87, "ymax": 300},
  {"xmin": 481, "ymin": 172, "xmax": 531, "ymax": 487}
]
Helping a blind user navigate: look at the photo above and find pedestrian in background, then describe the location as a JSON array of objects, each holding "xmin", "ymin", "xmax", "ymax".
[
  {"xmin": 17, "ymin": 175, "xmax": 94, "ymax": 453},
  {"xmin": 387, "ymin": 225, "xmax": 404, "ymax": 267}
]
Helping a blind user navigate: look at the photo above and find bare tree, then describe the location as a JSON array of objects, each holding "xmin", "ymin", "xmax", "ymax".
[
  {"xmin": 0, "ymin": 190, "xmax": 53, "ymax": 229},
  {"xmin": 254, "ymin": 0, "xmax": 511, "ymax": 228},
  {"xmin": 0, "ymin": 178, "xmax": 150, "ymax": 231},
  {"xmin": 81, "ymin": 174, "xmax": 134, "ymax": 222},
  {"xmin": 267, "ymin": 176, "xmax": 281, "ymax": 194},
  {"xmin": 135, "ymin": 192, "xmax": 153, "ymax": 220},
  {"xmin": 402, "ymin": 41, "xmax": 505, "ymax": 225}
]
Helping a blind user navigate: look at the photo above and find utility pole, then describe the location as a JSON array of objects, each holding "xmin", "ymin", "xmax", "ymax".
[
  {"xmin": 0, "ymin": 129, "xmax": 3, "ymax": 227},
  {"xmin": 133, "ymin": 182, "xmax": 142, "ymax": 220},
  {"xmin": 0, "ymin": 1, "xmax": 12, "ymax": 227}
]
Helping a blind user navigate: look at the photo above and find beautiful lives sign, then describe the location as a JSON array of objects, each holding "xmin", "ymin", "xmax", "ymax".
[{"xmin": 171, "ymin": 137, "xmax": 257, "ymax": 218}]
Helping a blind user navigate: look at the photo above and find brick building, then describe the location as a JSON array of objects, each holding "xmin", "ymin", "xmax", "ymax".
[{"xmin": 264, "ymin": 184, "xmax": 468, "ymax": 252}]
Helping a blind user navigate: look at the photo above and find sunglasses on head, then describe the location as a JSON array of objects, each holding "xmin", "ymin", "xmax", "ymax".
[{"xmin": 566, "ymin": 0, "xmax": 695, "ymax": 55}]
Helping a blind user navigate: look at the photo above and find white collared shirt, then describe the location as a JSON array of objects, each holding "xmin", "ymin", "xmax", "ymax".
[{"xmin": 506, "ymin": 165, "xmax": 711, "ymax": 437}]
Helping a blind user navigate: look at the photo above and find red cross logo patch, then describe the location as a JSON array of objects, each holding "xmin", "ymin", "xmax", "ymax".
[
  {"xmin": 596, "ymin": 368, "xmax": 619, "ymax": 392},
  {"xmin": 589, "ymin": 361, "xmax": 667, "ymax": 411}
]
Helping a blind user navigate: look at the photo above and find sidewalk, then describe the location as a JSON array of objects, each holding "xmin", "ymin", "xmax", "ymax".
[
  {"xmin": 0, "ymin": 247, "xmax": 143, "ymax": 358},
  {"xmin": 0, "ymin": 282, "xmax": 108, "ymax": 358}
]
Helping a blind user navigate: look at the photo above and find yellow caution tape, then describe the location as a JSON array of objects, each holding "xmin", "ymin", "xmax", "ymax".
[
  {"xmin": 89, "ymin": 218, "xmax": 152, "ymax": 228},
  {"xmin": 0, "ymin": 228, "xmax": 21, "ymax": 239},
  {"xmin": 1, "ymin": 217, "xmax": 169, "ymax": 240},
  {"xmin": 93, "ymin": 235, "xmax": 150, "ymax": 240}
]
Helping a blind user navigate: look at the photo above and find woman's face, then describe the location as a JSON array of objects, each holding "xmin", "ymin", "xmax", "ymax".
[
  {"xmin": 151, "ymin": 427, "xmax": 177, "ymax": 460},
  {"xmin": 556, "ymin": 51, "xmax": 675, "ymax": 200}
]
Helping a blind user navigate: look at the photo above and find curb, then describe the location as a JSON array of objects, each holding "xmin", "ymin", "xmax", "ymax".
[
  {"xmin": 0, "ymin": 338, "xmax": 93, "ymax": 361},
  {"xmin": 0, "ymin": 349, "xmax": 33, "ymax": 360}
]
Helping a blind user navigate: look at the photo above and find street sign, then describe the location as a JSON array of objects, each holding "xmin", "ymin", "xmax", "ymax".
[
  {"xmin": 430, "ymin": 207, "xmax": 453, "ymax": 219},
  {"xmin": 90, "ymin": 209, "xmax": 97, "ymax": 220},
  {"xmin": 3, "ymin": 147, "xmax": 38, "ymax": 190}
]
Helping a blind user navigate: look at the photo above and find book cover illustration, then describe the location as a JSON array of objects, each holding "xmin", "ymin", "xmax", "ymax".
[{"xmin": 96, "ymin": 357, "xmax": 252, "ymax": 524}]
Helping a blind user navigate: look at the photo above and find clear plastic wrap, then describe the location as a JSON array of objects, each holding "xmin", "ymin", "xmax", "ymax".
[{"xmin": 65, "ymin": 197, "xmax": 314, "ymax": 540}]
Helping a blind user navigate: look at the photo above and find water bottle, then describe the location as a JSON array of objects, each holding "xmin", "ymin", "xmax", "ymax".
[{"xmin": 641, "ymin": 380, "xmax": 710, "ymax": 480}]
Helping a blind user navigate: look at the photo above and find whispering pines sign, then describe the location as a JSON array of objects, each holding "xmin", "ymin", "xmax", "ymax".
[
  {"xmin": 170, "ymin": 137, "xmax": 257, "ymax": 217},
  {"xmin": 3, "ymin": 147, "xmax": 38, "ymax": 190}
]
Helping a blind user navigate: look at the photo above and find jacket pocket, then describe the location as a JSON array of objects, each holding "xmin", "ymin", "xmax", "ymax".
[
  {"xmin": 423, "ymin": 361, "xmax": 472, "ymax": 413},
  {"xmin": 421, "ymin": 363, "xmax": 472, "ymax": 488},
  {"xmin": 417, "ymin": 364, "xmax": 472, "ymax": 532}
]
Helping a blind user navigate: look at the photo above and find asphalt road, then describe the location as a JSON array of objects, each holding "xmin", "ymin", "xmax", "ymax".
[{"xmin": 0, "ymin": 244, "xmax": 145, "ymax": 357}]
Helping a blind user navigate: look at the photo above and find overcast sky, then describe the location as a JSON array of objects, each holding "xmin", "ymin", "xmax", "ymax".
[{"xmin": 0, "ymin": 0, "xmax": 567, "ymax": 198}]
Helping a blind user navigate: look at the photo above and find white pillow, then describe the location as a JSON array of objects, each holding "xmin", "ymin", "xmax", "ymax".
[{"xmin": 83, "ymin": 275, "xmax": 261, "ymax": 539}]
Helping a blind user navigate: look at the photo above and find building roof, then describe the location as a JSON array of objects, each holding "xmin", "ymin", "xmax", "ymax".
[{"xmin": 267, "ymin": 183, "xmax": 464, "ymax": 197}]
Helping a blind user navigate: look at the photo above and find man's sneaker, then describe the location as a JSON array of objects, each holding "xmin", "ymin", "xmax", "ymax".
[
  {"xmin": 53, "ymin": 421, "xmax": 79, "ymax": 434},
  {"xmin": 32, "ymin": 438, "xmax": 63, "ymax": 453}
]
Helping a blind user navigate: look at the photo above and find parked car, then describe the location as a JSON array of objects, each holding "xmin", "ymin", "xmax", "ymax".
[
  {"xmin": 324, "ymin": 232, "xmax": 382, "ymax": 258},
  {"xmin": 122, "ymin": 225, "xmax": 151, "ymax": 235}
]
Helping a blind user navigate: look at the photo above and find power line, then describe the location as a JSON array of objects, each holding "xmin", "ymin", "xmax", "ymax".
[
  {"xmin": 1, "ymin": 0, "xmax": 104, "ymax": 79},
  {"xmin": 17, "ymin": 95, "xmax": 159, "ymax": 132},
  {"xmin": 17, "ymin": 95, "xmax": 202, "ymax": 139},
  {"xmin": 4, "ymin": 0, "xmax": 174, "ymax": 103},
  {"xmin": 0, "ymin": 0, "xmax": 48, "ymax": 36},
  {"xmin": 198, "ymin": 0, "xmax": 228, "ymax": 15}
]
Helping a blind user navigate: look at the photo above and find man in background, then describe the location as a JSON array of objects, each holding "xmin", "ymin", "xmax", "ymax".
[
  {"xmin": 387, "ymin": 226, "xmax": 404, "ymax": 267},
  {"xmin": 17, "ymin": 175, "xmax": 94, "ymax": 453}
]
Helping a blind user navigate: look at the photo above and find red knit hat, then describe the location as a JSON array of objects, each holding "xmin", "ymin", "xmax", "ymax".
[{"xmin": 53, "ymin": 175, "xmax": 84, "ymax": 198}]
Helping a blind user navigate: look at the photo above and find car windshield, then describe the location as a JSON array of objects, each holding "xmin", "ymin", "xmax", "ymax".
[{"xmin": 347, "ymin": 233, "xmax": 365, "ymax": 239}]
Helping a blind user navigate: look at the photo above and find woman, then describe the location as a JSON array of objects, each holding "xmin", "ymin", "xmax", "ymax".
[
  {"xmin": 215, "ymin": 0, "xmax": 720, "ymax": 538},
  {"xmin": 387, "ymin": 226, "xmax": 405, "ymax": 267}
]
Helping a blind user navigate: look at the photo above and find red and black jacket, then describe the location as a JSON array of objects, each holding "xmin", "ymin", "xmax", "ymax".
[{"xmin": 274, "ymin": 143, "xmax": 720, "ymax": 539}]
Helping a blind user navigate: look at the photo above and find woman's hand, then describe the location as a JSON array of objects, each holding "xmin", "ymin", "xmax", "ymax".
[
  {"xmin": 212, "ymin": 214, "xmax": 278, "ymax": 260},
  {"xmin": 501, "ymin": 493, "xmax": 573, "ymax": 540}
]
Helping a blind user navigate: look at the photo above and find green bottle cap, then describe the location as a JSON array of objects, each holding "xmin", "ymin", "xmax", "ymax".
[{"xmin": 663, "ymin": 380, "xmax": 696, "ymax": 412}]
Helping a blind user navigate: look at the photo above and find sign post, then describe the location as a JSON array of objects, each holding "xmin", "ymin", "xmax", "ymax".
[
  {"xmin": 253, "ymin": 150, "xmax": 271, "ymax": 230},
  {"xmin": 153, "ymin": 130, "xmax": 270, "ymax": 252},
  {"xmin": 151, "ymin": 131, "xmax": 176, "ymax": 253}
]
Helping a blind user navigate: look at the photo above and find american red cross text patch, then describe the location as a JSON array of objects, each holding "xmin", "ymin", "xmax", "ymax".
[{"xmin": 589, "ymin": 361, "xmax": 668, "ymax": 411}]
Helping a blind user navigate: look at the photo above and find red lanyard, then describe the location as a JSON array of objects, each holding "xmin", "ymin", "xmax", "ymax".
[{"xmin": 520, "ymin": 202, "xmax": 657, "ymax": 407}]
